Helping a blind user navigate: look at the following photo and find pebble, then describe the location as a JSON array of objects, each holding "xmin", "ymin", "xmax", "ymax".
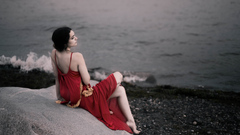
[{"xmin": 193, "ymin": 121, "xmax": 197, "ymax": 125}]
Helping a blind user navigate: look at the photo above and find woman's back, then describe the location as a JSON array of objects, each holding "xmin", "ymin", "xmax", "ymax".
[
  {"xmin": 55, "ymin": 50, "xmax": 77, "ymax": 74},
  {"xmin": 52, "ymin": 49, "xmax": 90, "ymax": 85}
]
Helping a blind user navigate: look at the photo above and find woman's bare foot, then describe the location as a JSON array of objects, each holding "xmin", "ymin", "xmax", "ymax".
[{"xmin": 126, "ymin": 121, "xmax": 141, "ymax": 134}]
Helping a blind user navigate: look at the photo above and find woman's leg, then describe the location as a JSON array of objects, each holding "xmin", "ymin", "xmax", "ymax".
[{"xmin": 109, "ymin": 72, "xmax": 140, "ymax": 134}]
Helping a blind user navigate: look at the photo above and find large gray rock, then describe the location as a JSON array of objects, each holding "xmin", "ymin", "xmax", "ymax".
[{"xmin": 0, "ymin": 85, "xmax": 130, "ymax": 135}]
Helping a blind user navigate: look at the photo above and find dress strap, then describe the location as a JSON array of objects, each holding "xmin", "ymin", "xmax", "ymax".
[{"xmin": 69, "ymin": 52, "xmax": 73, "ymax": 69}]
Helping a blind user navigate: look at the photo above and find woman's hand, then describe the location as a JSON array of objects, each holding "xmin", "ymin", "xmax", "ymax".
[
  {"xmin": 110, "ymin": 110, "xmax": 113, "ymax": 115},
  {"xmin": 55, "ymin": 100, "xmax": 62, "ymax": 104}
]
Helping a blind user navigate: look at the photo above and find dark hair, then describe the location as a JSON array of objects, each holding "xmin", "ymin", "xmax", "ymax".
[{"xmin": 52, "ymin": 27, "xmax": 72, "ymax": 52}]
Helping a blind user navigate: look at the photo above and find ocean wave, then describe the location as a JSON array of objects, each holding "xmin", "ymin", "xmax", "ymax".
[
  {"xmin": 94, "ymin": 71, "xmax": 108, "ymax": 80},
  {"xmin": 0, "ymin": 52, "xmax": 150, "ymax": 85},
  {"xmin": 92, "ymin": 70, "xmax": 148, "ymax": 84},
  {"xmin": 0, "ymin": 52, "xmax": 52, "ymax": 72},
  {"xmin": 219, "ymin": 52, "xmax": 240, "ymax": 56},
  {"xmin": 160, "ymin": 74, "xmax": 184, "ymax": 78},
  {"xmin": 186, "ymin": 33, "xmax": 203, "ymax": 37},
  {"xmin": 135, "ymin": 41, "xmax": 156, "ymax": 46},
  {"xmin": 159, "ymin": 53, "xmax": 183, "ymax": 57},
  {"xmin": 123, "ymin": 72, "xmax": 147, "ymax": 83},
  {"xmin": 44, "ymin": 26, "xmax": 59, "ymax": 32}
]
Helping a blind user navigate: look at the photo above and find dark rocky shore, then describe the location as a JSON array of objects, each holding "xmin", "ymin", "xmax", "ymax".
[
  {"xmin": 122, "ymin": 83, "xmax": 240, "ymax": 135},
  {"xmin": 1, "ymin": 65, "xmax": 240, "ymax": 134}
]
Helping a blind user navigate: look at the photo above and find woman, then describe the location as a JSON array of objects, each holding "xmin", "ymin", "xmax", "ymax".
[{"xmin": 51, "ymin": 27, "xmax": 140, "ymax": 134}]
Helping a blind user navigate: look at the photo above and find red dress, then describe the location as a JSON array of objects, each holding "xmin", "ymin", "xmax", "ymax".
[{"xmin": 55, "ymin": 52, "xmax": 133, "ymax": 134}]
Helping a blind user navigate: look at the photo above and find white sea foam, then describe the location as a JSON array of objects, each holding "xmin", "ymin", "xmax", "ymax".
[
  {"xmin": 123, "ymin": 73, "xmax": 147, "ymax": 83},
  {"xmin": 123, "ymin": 75, "xmax": 146, "ymax": 83},
  {"xmin": 0, "ymin": 52, "xmax": 52, "ymax": 72},
  {"xmin": 93, "ymin": 70, "xmax": 147, "ymax": 83},
  {"xmin": 94, "ymin": 71, "xmax": 108, "ymax": 80},
  {"xmin": 0, "ymin": 55, "xmax": 11, "ymax": 65}
]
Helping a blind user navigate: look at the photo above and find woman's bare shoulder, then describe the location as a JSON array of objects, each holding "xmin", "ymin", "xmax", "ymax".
[
  {"xmin": 73, "ymin": 52, "xmax": 83, "ymax": 57},
  {"xmin": 51, "ymin": 49, "xmax": 56, "ymax": 59},
  {"xmin": 72, "ymin": 52, "xmax": 84, "ymax": 63}
]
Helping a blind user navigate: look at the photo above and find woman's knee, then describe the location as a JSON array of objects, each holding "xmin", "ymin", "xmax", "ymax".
[
  {"xmin": 110, "ymin": 86, "xmax": 126, "ymax": 99},
  {"xmin": 118, "ymin": 86, "xmax": 126, "ymax": 95},
  {"xmin": 113, "ymin": 71, "xmax": 123, "ymax": 84}
]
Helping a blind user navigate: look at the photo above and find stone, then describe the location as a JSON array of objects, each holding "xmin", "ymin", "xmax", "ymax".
[{"xmin": 0, "ymin": 85, "xmax": 130, "ymax": 135}]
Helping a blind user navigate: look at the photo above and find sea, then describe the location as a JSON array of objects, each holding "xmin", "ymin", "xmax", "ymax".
[{"xmin": 0, "ymin": 0, "xmax": 240, "ymax": 92}]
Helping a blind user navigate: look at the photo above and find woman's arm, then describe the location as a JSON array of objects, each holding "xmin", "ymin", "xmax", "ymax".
[
  {"xmin": 75, "ymin": 53, "xmax": 90, "ymax": 85},
  {"xmin": 55, "ymin": 77, "xmax": 61, "ymax": 100},
  {"xmin": 51, "ymin": 49, "xmax": 62, "ymax": 100}
]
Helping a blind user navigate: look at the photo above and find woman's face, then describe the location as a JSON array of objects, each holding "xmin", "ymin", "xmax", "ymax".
[{"xmin": 67, "ymin": 30, "xmax": 78, "ymax": 48}]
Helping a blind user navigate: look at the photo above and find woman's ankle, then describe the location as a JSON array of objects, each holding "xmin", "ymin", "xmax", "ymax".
[{"xmin": 126, "ymin": 121, "xmax": 140, "ymax": 134}]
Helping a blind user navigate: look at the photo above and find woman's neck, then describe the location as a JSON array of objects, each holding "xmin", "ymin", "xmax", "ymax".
[
  {"xmin": 66, "ymin": 47, "xmax": 71, "ymax": 52},
  {"xmin": 60, "ymin": 48, "xmax": 71, "ymax": 54}
]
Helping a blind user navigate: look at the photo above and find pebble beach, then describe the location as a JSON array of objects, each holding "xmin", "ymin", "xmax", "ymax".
[{"xmin": 125, "ymin": 84, "xmax": 240, "ymax": 135}]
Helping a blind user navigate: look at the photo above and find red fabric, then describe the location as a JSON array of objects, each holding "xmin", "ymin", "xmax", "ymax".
[{"xmin": 55, "ymin": 52, "xmax": 133, "ymax": 134}]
